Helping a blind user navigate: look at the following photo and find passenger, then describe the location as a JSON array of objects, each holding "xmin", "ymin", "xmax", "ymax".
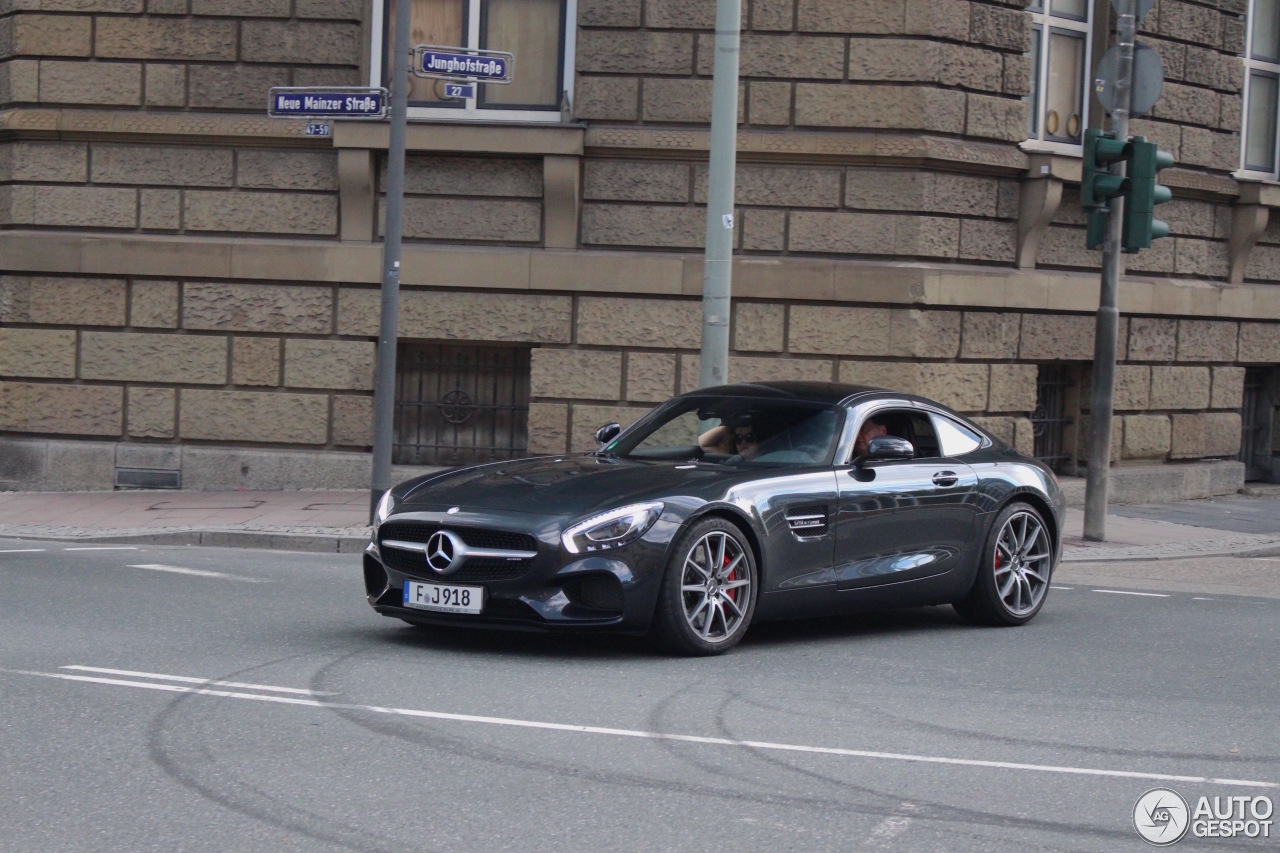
[{"xmin": 854, "ymin": 416, "xmax": 888, "ymax": 456}]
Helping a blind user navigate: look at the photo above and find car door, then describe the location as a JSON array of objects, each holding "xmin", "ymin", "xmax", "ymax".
[
  {"xmin": 732, "ymin": 470, "xmax": 840, "ymax": 593},
  {"xmin": 834, "ymin": 406, "xmax": 979, "ymax": 591}
]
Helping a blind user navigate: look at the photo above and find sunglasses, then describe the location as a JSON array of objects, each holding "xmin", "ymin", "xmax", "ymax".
[{"xmin": 733, "ymin": 432, "xmax": 756, "ymax": 444}]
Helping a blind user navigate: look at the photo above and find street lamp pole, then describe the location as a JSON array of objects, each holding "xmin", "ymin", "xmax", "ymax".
[
  {"xmin": 697, "ymin": 0, "xmax": 741, "ymax": 391},
  {"xmin": 369, "ymin": 0, "xmax": 412, "ymax": 522}
]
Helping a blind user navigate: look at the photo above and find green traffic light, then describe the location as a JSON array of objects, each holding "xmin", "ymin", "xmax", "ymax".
[
  {"xmin": 1081, "ymin": 128, "xmax": 1131, "ymax": 210},
  {"xmin": 1122, "ymin": 136, "xmax": 1174, "ymax": 253}
]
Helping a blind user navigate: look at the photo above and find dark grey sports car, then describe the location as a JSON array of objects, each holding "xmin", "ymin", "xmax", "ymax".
[{"xmin": 364, "ymin": 382, "xmax": 1065, "ymax": 655}]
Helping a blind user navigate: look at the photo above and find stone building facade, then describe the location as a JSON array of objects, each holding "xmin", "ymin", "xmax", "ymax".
[{"xmin": 1, "ymin": 0, "xmax": 1278, "ymax": 492}]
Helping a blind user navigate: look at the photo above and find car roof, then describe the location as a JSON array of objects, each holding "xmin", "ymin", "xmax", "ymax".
[
  {"xmin": 676, "ymin": 381, "xmax": 885, "ymax": 407},
  {"xmin": 676, "ymin": 381, "xmax": 977, "ymax": 417}
]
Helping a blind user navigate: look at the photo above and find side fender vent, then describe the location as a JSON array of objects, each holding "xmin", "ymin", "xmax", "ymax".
[{"xmin": 785, "ymin": 505, "xmax": 829, "ymax": 538}]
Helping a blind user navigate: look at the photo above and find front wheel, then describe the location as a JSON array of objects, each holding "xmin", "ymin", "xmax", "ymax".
[
  {"xmin": 954, "ymin": 502, "xmax": 1054, "ymax": 626},
  {"xmin": 649, "ymin": 518, "xmax": 758, "ymax": 656}
]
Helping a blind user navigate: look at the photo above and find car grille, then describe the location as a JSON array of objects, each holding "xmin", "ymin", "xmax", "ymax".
[{"xmin": 378, "ymin": 520, "xmax": 538, "ymax": 583}]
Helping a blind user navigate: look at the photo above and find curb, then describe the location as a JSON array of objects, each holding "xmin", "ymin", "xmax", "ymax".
[
  {"xmin": 0, "ymin": 529, "xmax": 371, "ymax": 553},
  {"xmin": 1062, "ymin": 538, "xmax": 1280, "ymax": 563}
]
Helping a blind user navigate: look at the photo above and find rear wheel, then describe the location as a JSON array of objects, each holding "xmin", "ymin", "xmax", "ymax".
[
  {"xmin": 954, "ymin": 501, "xmax": 1053, "ymax": 626},
  {"xmin": 649, "ymin": 518, "xmax": 757, "ymax": 656}
]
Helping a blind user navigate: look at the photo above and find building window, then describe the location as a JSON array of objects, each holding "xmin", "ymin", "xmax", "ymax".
[
  {"xmin": 394, "ymin": 343, "xmax": 531, "ymax": 466},
  {"xmin": 1032, "ymin": 364, "xmax": 1074, "ymax": 473},
  {"xmin": 1241, "ymin": 0, "xmax": 1280, "ymax": 176},
  {"xmin": 1239, "ymin": 367, "xmax": 1275, "ymax": 480},
  {"xmin": 371, "ymin": 0, "xmax": 575, "ymax": 123},
  {"xmin": 1026, "ymin": 0, "xmax": 1092, "ymax": 149}
]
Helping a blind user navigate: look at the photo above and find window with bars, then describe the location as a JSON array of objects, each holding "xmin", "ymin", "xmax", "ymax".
[
  {"xmin": 373, "ymin": 0, "xmax": 573, "ymax": 121},
  {"xmin": 1242, "ymin": 0, "xmax": 1280, "ymax": 176},
  {"xmin": 1026, "ymin": 0, "xmax": 1092, "ymax": 149},
  {"xmin": 393, "ymin": 343, "xmax": 531, "ymax": 466},
  {"xmin": 1032, "ymin": 364, "xmax": 1075, "ymax": 473}
]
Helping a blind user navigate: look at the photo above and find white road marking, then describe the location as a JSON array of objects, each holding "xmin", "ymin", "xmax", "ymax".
[
  {"xmin": 65, "ymin": 546, "xmax": 139, "ymax": 551},
  {"xmin": 1193, "ymin": 597, "xmax": 1215, "ymax": 601},
  {"xmin": 1050, "ymin": 585, "xmax": 1073, "ymax": 590},
  {"xmin": 0, "ymin": 549, "xmax": 46, "ymax": 553},
  {"xmin": 1092, "ymin": 589, "xmax": 1169, "ymax": 598},
  {"xmin": 60, "ymin": 666, "xmax": 336, "ymax": 696},
  {"xmin": 128, "ymin": 563, "xmax": 264, "ymax": 583},
  {"xmin": 4, "ymin": 666, "xmax": 1275, "ymax": 791}
]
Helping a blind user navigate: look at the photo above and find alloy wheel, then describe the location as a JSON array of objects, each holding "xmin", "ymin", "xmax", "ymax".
[
  {"xmin": 993, "ymin": 510, "xmax": 1052, "ymax": 616},
  {"xmin": 678, "ymin": 530, "xmax": 753, "ymax": 644}
]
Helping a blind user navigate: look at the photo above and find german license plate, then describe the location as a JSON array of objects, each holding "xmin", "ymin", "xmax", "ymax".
[{"xmin": 403, "ymin": 580, "xmax": 484, "ymax": 615}]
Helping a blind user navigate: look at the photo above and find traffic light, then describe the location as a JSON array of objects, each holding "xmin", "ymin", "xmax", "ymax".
[
  {"xmin": 1082, "ymin": 128, "xmax": 1131, "ymax": 250},
  {"xmin": 1122, "ymin": 136, "xmax": 1174, "ymax": 253}
]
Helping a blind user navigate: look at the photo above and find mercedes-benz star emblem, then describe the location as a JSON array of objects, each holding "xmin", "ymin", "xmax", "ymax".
[{"xmin": 425, "ymin": 530, "xmax": 460, "ymax": 574}]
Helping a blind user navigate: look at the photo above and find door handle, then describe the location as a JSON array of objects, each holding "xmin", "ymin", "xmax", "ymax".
[{"xmin": 931, "ymin": 470, "xmax": 958, "ymax": 487}]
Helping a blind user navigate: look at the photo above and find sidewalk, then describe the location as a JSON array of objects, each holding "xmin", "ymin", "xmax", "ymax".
[{"xmin": 3, "ymin": 487, "xmax": 1280, "ymax": 562}]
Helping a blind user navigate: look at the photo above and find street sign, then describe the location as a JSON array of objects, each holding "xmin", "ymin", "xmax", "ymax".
[
  {"xmin": 443, "ymin": 82, "xmax": 476, "ymax": 100},
  {"xmin": 413, "ymin": 46, "xmax": 513, "ymax": 83},
  {"xmin": 267, "ymin": 87, "xmax": 389, "ymax": 119},
  {"xmin": 304, "ymin": 123, "xmax": 331, "ymax": 136},
  {"xmin": 1095, "ymin": 43, "xmax": 1164, "ymax": 117}
]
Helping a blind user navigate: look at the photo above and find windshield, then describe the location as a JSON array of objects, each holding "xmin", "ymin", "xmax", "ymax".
[{"xmin": 606, "ymin": 396, "xmax": 843, "ymax": 467}]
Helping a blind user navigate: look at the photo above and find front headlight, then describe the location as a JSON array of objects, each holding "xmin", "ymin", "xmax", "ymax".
[
  {"xmin": 561, "ymin": 502, "xmax": 664, "ymax": 554},
  {"xmin": 373, "ymin": 489, "xmax": 395, "ymax": 534}
]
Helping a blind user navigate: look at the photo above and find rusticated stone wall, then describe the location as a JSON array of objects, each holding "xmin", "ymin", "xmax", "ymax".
[
  {"xmin": 0, "ymin": 3, "xmax": 362, "ymax": 111},
  {"xmin": 582, "ymin": 160, "xmax": 1021, "ymax": 263},
  {"xmin": 1039, "ymin": 189, "xmax": 1233, "ymax": 278},
  {"xmin": 576, "ymin": 0, "xmax": 1030, "ymax": 141},
  {"xmin": 520, "ymin": 295, "xmax": 1272, "ymax": 464},
  {"xmin": 1, "ymin": 272, "xmax": 1275, "ymax": 485},
  {"xmin": 0, "ymin": 140, "xmax": 338, "ymax": 235},
  {"xmin": 375, "ymin": 154, "xmax": 545, "ymax": 244}
]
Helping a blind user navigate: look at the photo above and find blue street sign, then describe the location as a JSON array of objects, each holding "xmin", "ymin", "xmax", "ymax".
[
  {"xmin": 304, "ymin": 123, "xmax": 331, "ymax": 136},
  {"xmin": 443, "ymin": 83, "xmax": 475, "ymax": 99},
  {"xmin": 268, "ymin": 87, "xmax": 388, "ymax": 119},
  {"xmin": 414, "ymin": 46, "xmax": 513, "ymax": 83}
]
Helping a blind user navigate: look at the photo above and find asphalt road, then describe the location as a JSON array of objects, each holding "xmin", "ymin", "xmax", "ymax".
[{"xmin": 2, "ymin": 539, "xmax": 1278, "ymax": 852}]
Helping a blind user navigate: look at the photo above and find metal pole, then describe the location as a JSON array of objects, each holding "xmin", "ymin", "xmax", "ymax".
[
  {"xmin": 1083, "ymin": 0, "xmax": 1135, "ymax": 542},
  {"xmin": 370, "ymin": 0, "xmax": 412, "ymax": 522},
  {"xmin": 697, "ymin": 0, "xmax": 741, "ymax": 390}
]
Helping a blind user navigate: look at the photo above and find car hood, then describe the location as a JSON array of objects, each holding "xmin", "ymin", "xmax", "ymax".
[{"xmin": 393, "ymin": 455, "xmax": 744, "ymax": 519}]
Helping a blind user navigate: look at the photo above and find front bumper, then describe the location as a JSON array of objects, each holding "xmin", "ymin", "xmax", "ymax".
[{"xmin": 363, "ymin": 512, "xmax": 675, "ymax": 633}]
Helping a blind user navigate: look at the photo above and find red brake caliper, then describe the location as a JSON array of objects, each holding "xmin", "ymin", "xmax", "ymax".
[{"xmin": 723, "ymin": 553, "xmax": 736, "ymax": 603}]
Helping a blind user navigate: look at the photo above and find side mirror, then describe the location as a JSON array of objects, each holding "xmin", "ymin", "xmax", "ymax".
[
  {"xmin": 594, "ymin": 422, "xmax": 621, "ymax": 447},
  {"xmin": 864, "ymin": 435, "xmax": 914, "ymax": 462}
]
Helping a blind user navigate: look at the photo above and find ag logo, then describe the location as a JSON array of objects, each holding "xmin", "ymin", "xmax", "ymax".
[{"xmin": 1134, "ymin": 788, "xmax": 1190, "ymax": 846}]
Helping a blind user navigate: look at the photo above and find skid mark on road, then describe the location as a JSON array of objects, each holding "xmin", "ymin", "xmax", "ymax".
[{"xmin": 3, "ymin": 665, "xmax": 1276, "ymax": 791}]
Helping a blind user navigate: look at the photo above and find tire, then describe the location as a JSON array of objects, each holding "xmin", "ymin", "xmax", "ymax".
[
  {"xmin": 954, "ymin": 501, "xmax": 1054, "ymax": 626},
  {"xmin": 649, "ymin": 517, "xmax": 758, "ymax": 656}
]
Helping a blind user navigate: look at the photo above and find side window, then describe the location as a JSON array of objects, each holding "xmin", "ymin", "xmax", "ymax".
[
  {"xmin": 932, "ymin": 415, "xmax": 984, "ymax": 457},
  {"xmin": 855, "ymin": 409, "xmax": 941, "ymax": 460}
]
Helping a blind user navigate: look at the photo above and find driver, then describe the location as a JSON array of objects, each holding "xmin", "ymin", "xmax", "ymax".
[
  {"xmin": 729, "ymin": 423, "xmax": 761, "ymax": 460},
  {"xmin": 699, "ymin": 415, "xmax": 761, "ymax": 460}
]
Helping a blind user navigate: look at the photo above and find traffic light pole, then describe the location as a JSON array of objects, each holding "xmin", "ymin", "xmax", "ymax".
[{"xmin": 1083, "ymin": 0, "xmax": 1136, "ymax": 542}]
